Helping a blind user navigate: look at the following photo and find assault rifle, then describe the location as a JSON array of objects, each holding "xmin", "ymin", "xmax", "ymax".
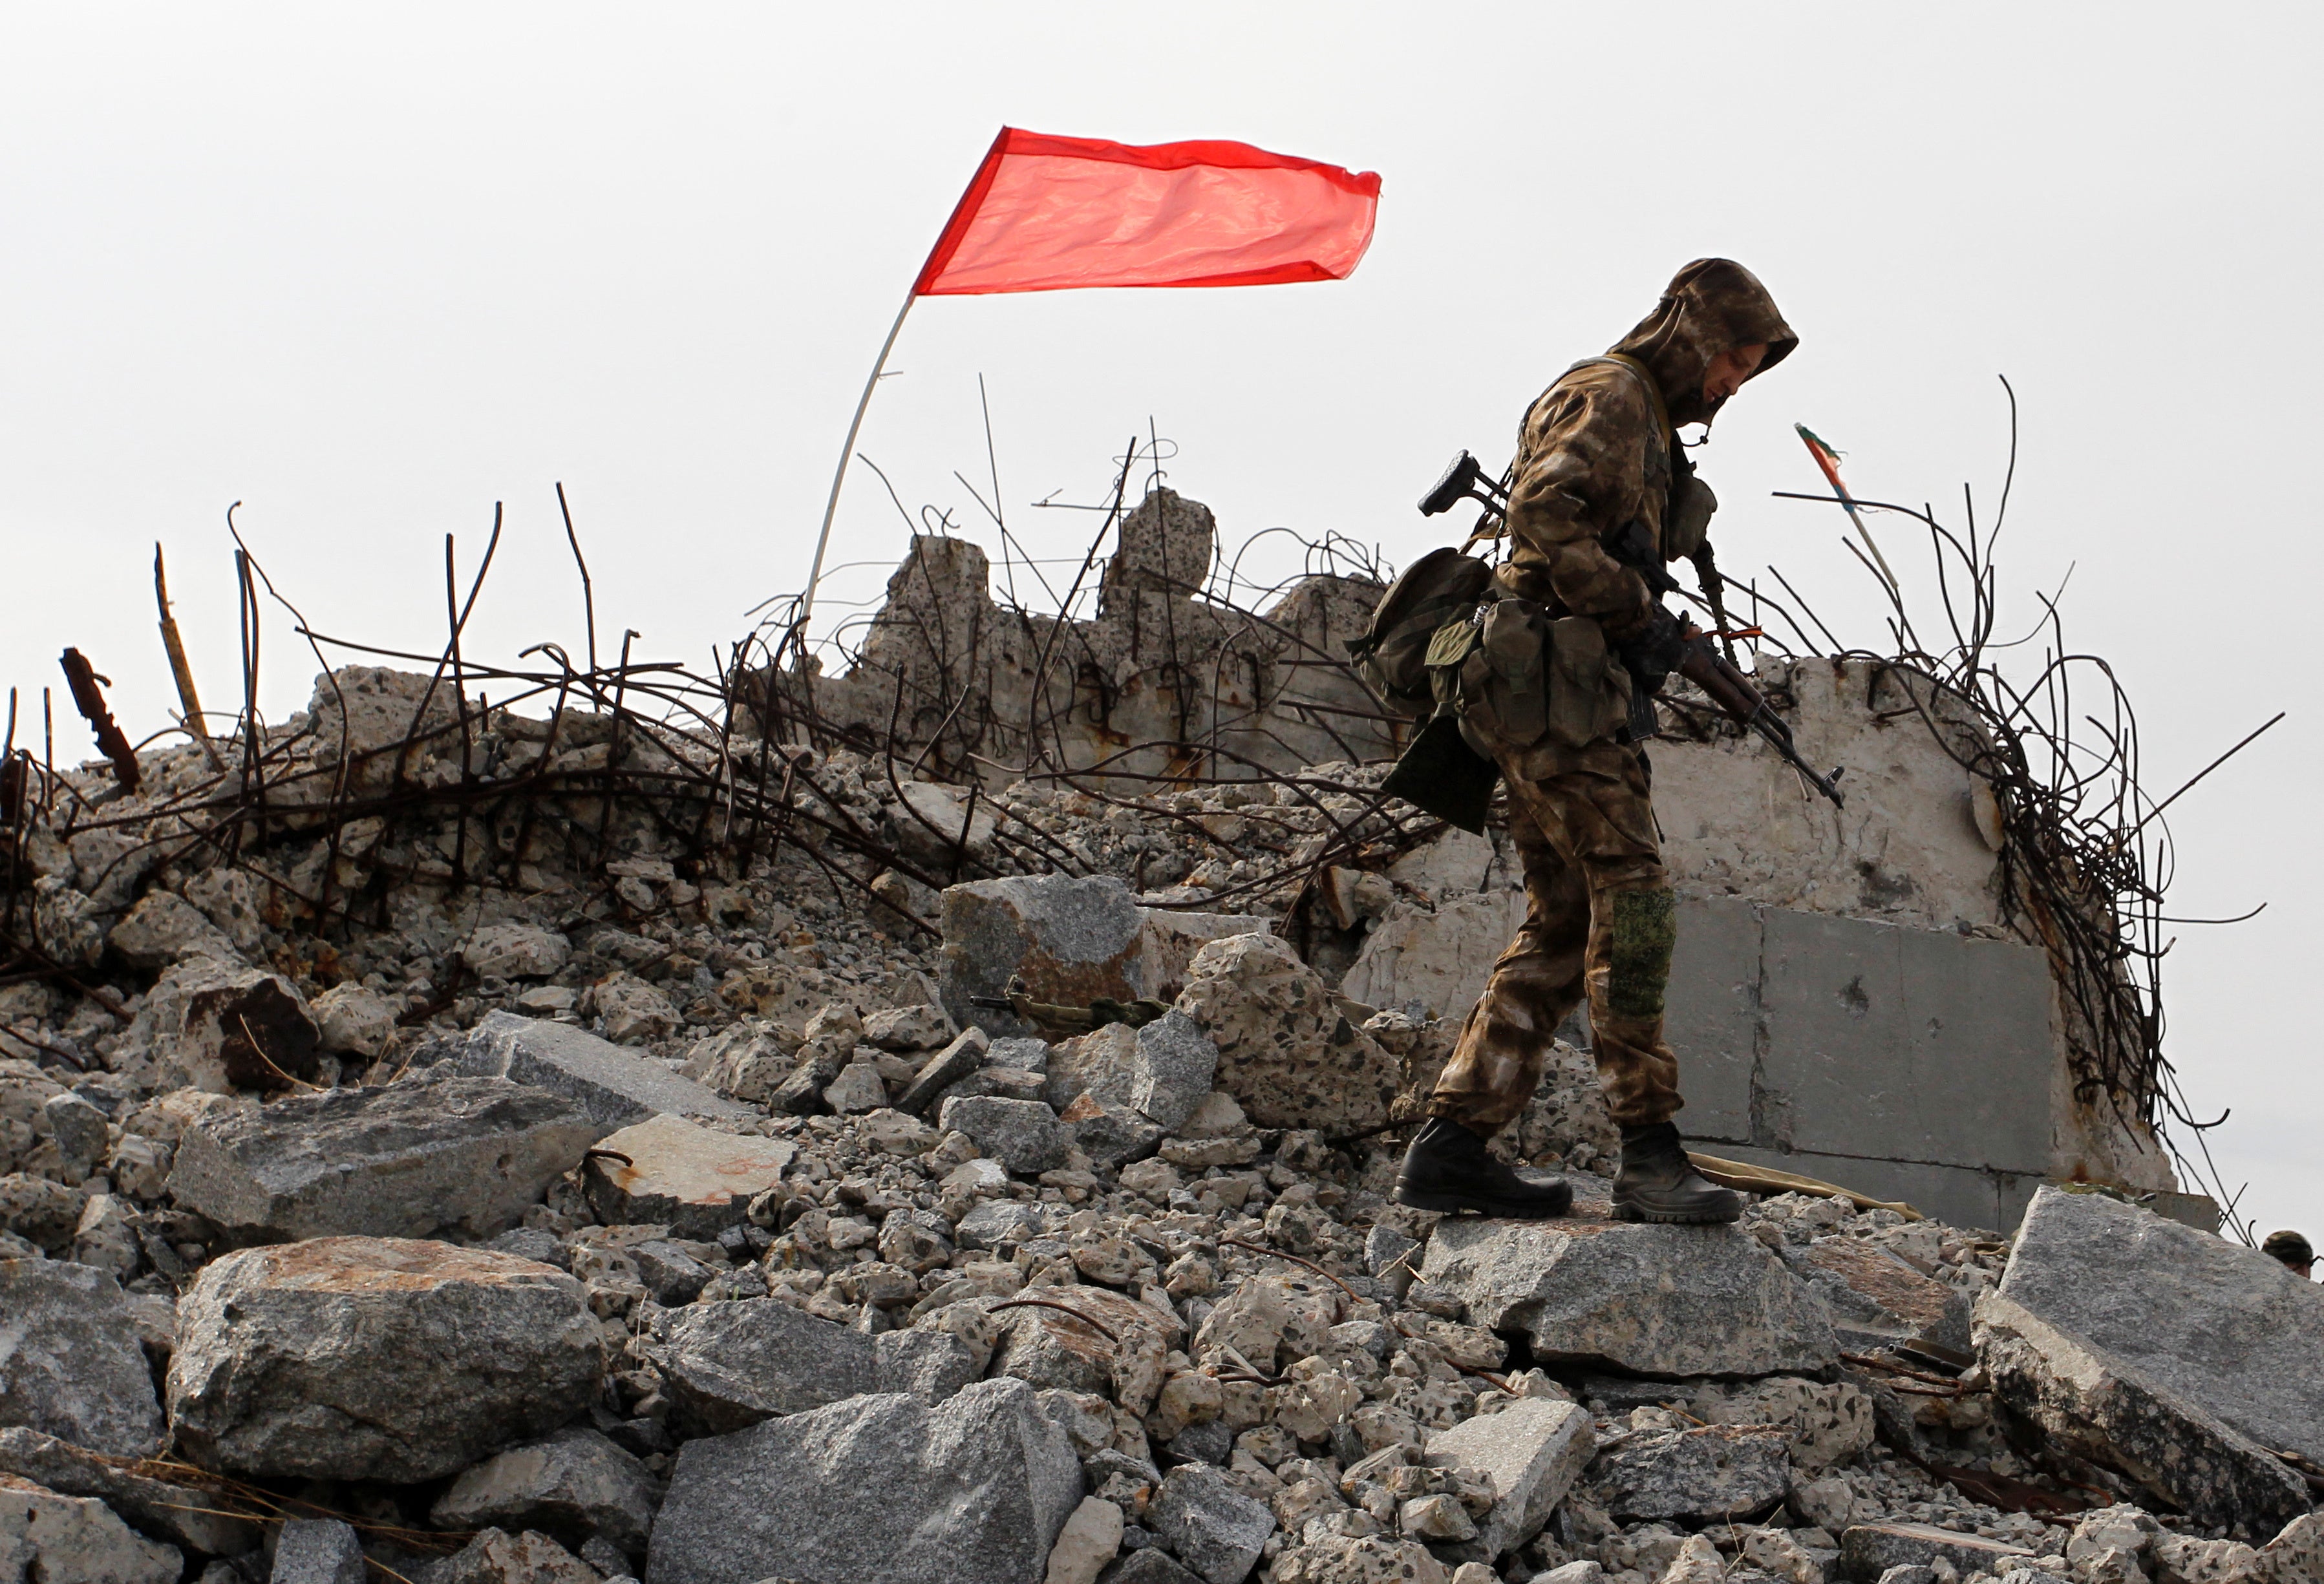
[{"xmin": 1673, "ymin": 624, "xmax": 1846, "ymax": 808}]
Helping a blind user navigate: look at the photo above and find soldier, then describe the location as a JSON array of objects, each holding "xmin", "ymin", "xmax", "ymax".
[
  {"xmin": 1394, "ymin": 258, "xmax": 1797, "ymax": 1225},
  {"xmin": 2262, "ymin": 1229, "xmax": 2313, "ymax": 1280}
]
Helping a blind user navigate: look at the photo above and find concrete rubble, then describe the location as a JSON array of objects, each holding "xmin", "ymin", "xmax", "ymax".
[{"xmin": 0, "ymin": 494, "xmax": 2303, "ymax": 1584}]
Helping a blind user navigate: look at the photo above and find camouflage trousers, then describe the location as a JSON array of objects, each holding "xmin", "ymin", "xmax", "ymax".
[{"xmin": 1426, "ymin": 744, "xmax": 1684, "ymax": 1133}]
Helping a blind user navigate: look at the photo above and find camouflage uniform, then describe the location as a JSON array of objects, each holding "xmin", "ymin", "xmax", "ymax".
[{"xmin": 1427, "ymin": 259, "xmax": 1796, "ymax": 1134}]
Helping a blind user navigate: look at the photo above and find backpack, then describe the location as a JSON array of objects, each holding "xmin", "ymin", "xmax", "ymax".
[{"xmin": 1346, "ymin": 547, "xmax": 1495, "ymax": 717}]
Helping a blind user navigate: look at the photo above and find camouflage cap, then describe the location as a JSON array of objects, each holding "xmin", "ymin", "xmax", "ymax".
[{"xmin": 2262, "ymin": 1229, "xmax": 2313, "ymax": 1264}]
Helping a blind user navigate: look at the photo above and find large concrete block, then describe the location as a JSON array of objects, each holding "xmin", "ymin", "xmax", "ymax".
[
  {"xmin": 1418, "ymin": 1217, "xmax": 1836, "ymax": 1378},
  {"xmin": 1998, "ymin": 1186, "xmax": 2324, "ymax": 1468},
  {"xmin": 457, "ymin": 1011, "xmax": 752, "ymax": 1131},
  {"xmin": 1756, "ymin": 909, "xmax": 2052, "ymax": 1175},
  {"xmin": 1661, "ymin": 897, "xmax": 1762, "ymax": 1144},
  {"xmin": 167, "ymin": 1072, "xmax": 597, "ymax": 1243}
]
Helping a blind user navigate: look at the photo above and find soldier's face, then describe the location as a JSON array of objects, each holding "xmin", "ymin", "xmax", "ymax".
[{"xmin": 1702, "ymin": 343, "xmax": 1769, "ymax": 407}]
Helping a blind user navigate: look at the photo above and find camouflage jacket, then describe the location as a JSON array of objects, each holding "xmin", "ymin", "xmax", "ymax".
[{"xmin": 1495, "ymin": 259, "xmax": 1798, "ymax": 640}]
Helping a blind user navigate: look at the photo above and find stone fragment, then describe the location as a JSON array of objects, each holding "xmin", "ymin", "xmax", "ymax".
[
  {"xmin": 1974, "ymin": 1292, "xmax": 2308, "ymax": 1535},
  {"xmin": 0, "ymin": 1258, "xmax": 165, "ymax": 1456},
  {"xmin": 464, "ymin": 924, "xmax": 574, "ymax": 980},
  {"xmin": 646, "ymin": 1297, "xmax": 970, "ymax": 1435},
  {"xmin": 107, "ymin": 889, "xmax": 244, "ymax": 969},
  {"xmin": 1049, "ymin": 1011, "xmax": 1219, "ymax": 1132},
  {"xmin": 1047, "ymin": 1495, "xmax": 1127, "ymax": 1584},
  {"xmin": 0, "ymin": 1472, "xmax": 181, "ymax": 1584},
  {"xmin": 648, "ymin": 1377, "xmax": 1083, "ymax": 1584},
  {"xmin": 993, "ymin": 1287, "xmax": 1173, "ymax": 1415},
  {"xmin": 2257, "ymin": 1515, "xmax": 2324, "ymax": 1584},
  {"xmin": 150, "ymin": 958, "xmax": 322, "ymax": 1093},
  {"xmin": 307, "ymin": 984, "xmax": 403, "ymax": 1060},
  {"xmin": 1837, "ymin": 1524, "xmax": 2035, "ymax": 1582},
  {"xmin": 1581, "ymin": 1426, "xmax": 1791, "ymax": 1524},
  {"xmin": 1997, "ymin": 1186, "xmax": 2324, "ymax": 1466},
  {"xmin": 593, "ymin": 975, "xmax": 679, "ymax": 1044},
  {"xmin": 272, "ymin": 1516, "xmax": 367, "ymax": 1583},
  {"xmin": 860, "ymin": 1107, "xmax": 944, "ymax": 1156},
  {"xmin": 431, "ymin": 1425, "xmax": 657, "ymax": 1556},
  {"xmin": 456, "ymin": 1011, "xmax": 752, "ymax": 1129},
  {"xmin": 43, "ymin": 1091, "xmax": 108, "ymax": 1181},
  {"xmin": 1272, "ymin": 1535, "xmax": 1449, "ymax": 1584},
  {"xmin": 865, "ymin": 1002, "xmax": 956, "ymax": 1051},
  {"xmin": 1148, "ymin": 1463, "xmax": 1275, "ymax": 1584},
  {"xmin": 1400, "ymin": 1493, "xmax": 1474, "ymax": 1541},
  {"xmin": 167, "ymin": 1073, "xmax": 597, "ymax": 1243},
  {"xmin": 939, "ymin": 1095, "xmax": 1070, "ymax": 1176},
  {"xmin": 897, "ymin": 779, "xmax": 1000, "ymax": 864},
  {"xmin": 1103, "ymin": 1554, "xmax": 1208, "ymax": 1584},
  {"xmin": 418, "ymin": 1526, "xmax": 598, "ymax": 1583},
  {"xmin": 628, "ymin": 1239, "xmax": 711, "ymax": 1305},
  {"xmin": 579, "ymin": 1114, "xmax": 794, "ymax": 1238},
  {"xmin": 0, "ymin": 1426, "xmax": 259, "ymax": 1556},
  {"xmin": 895, "ymin": 1027, "xmax": 992, "ymax": 1115},
  {"xmin": 1063, "ymin": 1093, "xmax": 1165, "ymax": 1168},
  {"xmin": 0, "ymin": 1174, "xmax": 83, "ymax": 1251},
  {"xmin": 941, "ymin": 874, "xmax": 1150, "ymax": 1035},
  {"xmin": 956, "ymin": 1198, "xmax": 1051, "ymax": 1251},
  {"xmin": 649, "ymin": 1295, "xmax": 875, "ymax": 1433},
  {"xmin": 1173, "ymin": 933, "xmax": 1400, "ymax": 1133},
  {"xmin": 1194, "ymin": 1274, "xmax": 1336, "ymax": 1375},
  {"xmin": 169, "ymin": 1236, "xmax": 601, "ymax": 1482},
  {"xmin": 823, "ymin": 1059, "xmax": 890, "ymax": 1114},
  {"xmin": 1421, "ymin": 1398, "xmax": 1593, "ymax": 1559},
  {"xmin": 1419, "ymin": 1217, "xmax": 1836, "ymax": 1378}
]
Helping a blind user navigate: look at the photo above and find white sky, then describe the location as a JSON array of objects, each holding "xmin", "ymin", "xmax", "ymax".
[{"xmin": 3, "ymin": 5, "xmax": 2318, "ymax": 1240}]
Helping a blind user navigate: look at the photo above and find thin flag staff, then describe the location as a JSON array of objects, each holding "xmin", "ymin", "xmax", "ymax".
[
  {"xmin": 1795, "ymin": 422, "xmax": 1903, "ymax": 597},
  {"xmin": 799, "ymin": 127, "xmax": 1382, "ymax": 629}
]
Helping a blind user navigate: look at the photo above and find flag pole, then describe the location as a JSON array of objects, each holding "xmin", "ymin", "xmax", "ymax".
[{"xmin": 798, "ymin": 290, "xmax": 918, "ymax": 635}]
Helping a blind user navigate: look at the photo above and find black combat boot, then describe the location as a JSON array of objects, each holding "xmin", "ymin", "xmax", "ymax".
[
  {"xmin": 1612, "ymin": 1122, "xmax": 1743, "ymax": 1224},
  {"xmin": 1393, "ymin": 1117, "xmax": 1573, "ymax": 1219}
]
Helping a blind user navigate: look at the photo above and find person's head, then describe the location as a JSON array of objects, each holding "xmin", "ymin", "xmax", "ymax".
[
  {"xmin": 1610, "ymin": 258, "xmax": 1797, "ymax": 428},
  {"xmin": 2263, "ymin": 1229, "xmax": 2313, "ymax": 1280}
]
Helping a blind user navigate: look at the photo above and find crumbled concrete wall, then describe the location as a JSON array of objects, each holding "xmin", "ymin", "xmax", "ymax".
[{"xmin": 784, "ymin": 489, "xmax": 1396, "ymax": 784}]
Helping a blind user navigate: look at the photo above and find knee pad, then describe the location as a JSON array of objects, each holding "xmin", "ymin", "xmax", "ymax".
[{"xmin": 1605, "ymin": 887, "xmax": 1677, "ymax": 1019}]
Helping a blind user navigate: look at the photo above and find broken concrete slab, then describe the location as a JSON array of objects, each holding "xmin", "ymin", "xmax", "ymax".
[
  {"xmin": 0, "ymin": 1472, "xmax": 181, "ymax": 1584},
  {"xmin": 430, "ymin": 1424, "xmax": 659, "ymax": 1557},
  {"xmin": 579, "ymin": 1114, "xmax": 795, "ymax": 1238},
  {"xmin": 1973, "ymin": 1291, "xmax": 2309, "ymax": 1536},
  {"xmin": 646, "ymin": 1377, "xmax": 1083, "ymax": 1584},
  {"xmin": 1997, "ymin": 1185, "xmax": 2324, "ymax": 1467},
  {"xmin": 1581, "ymin": 1425, "xmax": 1791, "ymax": 1525},
  {"xmin": 167, "ymin": 1072, "xmax": 597, "ymax": 1243},
  {"xmin": 0, "ymin": 1426, "xmax": 259, "ymax": 1558},
  {"xmin": 1174, "ymin": 931, "xmax": 1400, "ymax": 1134},
  {"xmin": 169, "ymin": 1236, "xmax": 602, "ymax": 1482},
  {"xmin": 454, "ymin": 1010, "xmax": 754, "ymax": 1130},
  {"xmin": 0, "ymin": 1258, "xmax": 165, "ymax": 1457},
  {"xmin": 1422, "ymin": 1397, "xmax": 1594, "ymax": 1561},
  {"xmin": 1778, "ymin": 1236, "xmax": 1971, "ymax": 1355},
  {"xmin": 1836, "ymin": 1523, "xmax": 2036, "ymax": 1582},
  {"xmin": 1127, "ymin": 1012, "xmax": 1218, "ymax": 1132},
  {"xmin": 1418, "ymin": 1217, "xmax": 1837, "ymax": 1378},
  {"xmin": 939, "ymin": 1093, "xmax": 1069, "ymax": 1176}
]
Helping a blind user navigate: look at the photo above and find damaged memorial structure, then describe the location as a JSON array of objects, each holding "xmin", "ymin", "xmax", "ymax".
[{"xmin": 0, "ymin": 482, "xmax": 2314, "ymax": 1583}]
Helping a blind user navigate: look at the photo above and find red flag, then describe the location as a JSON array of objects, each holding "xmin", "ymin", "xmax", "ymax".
[{"xmin": 913, "ymin": 128, "xmax": 1380, "ymax": 297}]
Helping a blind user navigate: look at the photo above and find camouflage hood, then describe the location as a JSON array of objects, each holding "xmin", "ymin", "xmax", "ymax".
[{"xmin": 1609, "ymin": 258, "xmax": 1796, "ymax": 427}]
